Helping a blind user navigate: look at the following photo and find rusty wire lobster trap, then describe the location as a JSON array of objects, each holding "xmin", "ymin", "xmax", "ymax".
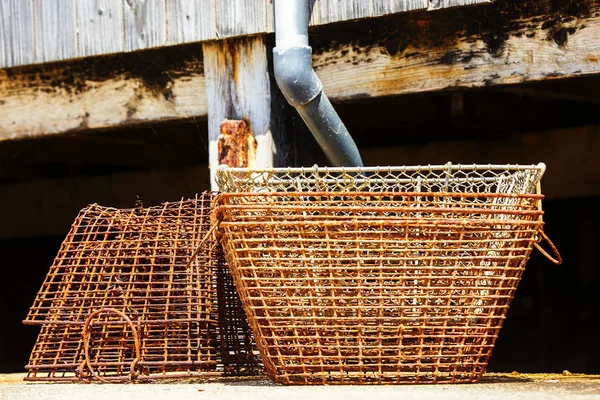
[
  {"xmin": 215, "ymin": 163, "xmax": 561, "ymax": 385},
  {"xmin": 24, "ymin": 193, "xmax": 260, "ymax": 382}
]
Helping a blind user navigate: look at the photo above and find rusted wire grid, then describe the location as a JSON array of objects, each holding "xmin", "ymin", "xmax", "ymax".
[
  {"xmin": 216, "ymin": 189, "xmax": 559, "ymax": 385},
  {"xmin": 24, "ymin": 194, "xmax": 260, "ymax": 382}
]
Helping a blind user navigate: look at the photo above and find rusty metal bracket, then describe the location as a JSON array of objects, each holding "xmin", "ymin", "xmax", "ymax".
[{"xmin": 218, "ymin": 120, "xmax": 257, "ymax": 168}]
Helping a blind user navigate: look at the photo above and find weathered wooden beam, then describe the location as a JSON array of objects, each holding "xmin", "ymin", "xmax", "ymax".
[
  {"xmin": 2, "ymin": 0, "xmax": 600, "ymax": 141},
  {"xmin": 0, "ymin": 45, "xmax": 206, "ymax": 141},
  {"xmin": 0, "ymin": 165, "xmax": 211, "ymax": 240},
  {"xmin": 360, "ymin": 125, "xmax": 600, "ymax": 200},
  {"xmin": 0, "ymin": 0, "xmax": 491, "ymax": 69},
  {"xmin": 203, "ymin": 37, "xmax": 279, "ymax": 189},
  {"xmin": 312, "ymin": 0, "xmax": 600, "ymax": 102}
]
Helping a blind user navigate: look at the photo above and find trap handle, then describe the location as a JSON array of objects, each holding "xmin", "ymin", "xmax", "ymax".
[{"xmin": 534, "ymin": 229, "xmax": 562, "ymax": 265}]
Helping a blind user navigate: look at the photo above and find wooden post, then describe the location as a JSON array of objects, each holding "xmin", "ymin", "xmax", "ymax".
[{"xmin": 203, "ymin": 36, "xmax": 277, "ymax": 190}]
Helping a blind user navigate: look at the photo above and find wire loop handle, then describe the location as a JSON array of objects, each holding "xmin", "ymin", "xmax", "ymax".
[
  {"xmin": 534, "ymin": 229, "xmax": 563, "ymax": 265},
  {"xmin": 82, "ymin": 308, "xmax": 141, "ymax": 383}
]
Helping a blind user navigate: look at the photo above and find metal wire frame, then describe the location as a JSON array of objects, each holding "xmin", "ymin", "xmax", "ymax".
[
  {"xmin": 215, "ymin": 164, "xmax": 558, "ymax": 385},
  {"xmin": 24, "ymin": 193, "xmax": 260, "ymax": 382},
  {"xmin": 217, "ymin": 192, "xmax": 550, "ymax": 384},
  {"xmin": 216, "ymin": 163, "xmax": 546, "ymax": 194}
]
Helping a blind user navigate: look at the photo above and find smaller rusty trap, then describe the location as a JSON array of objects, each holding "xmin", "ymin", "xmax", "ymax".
[
  {"xmin": 24, "ymin": 193, "xmax": 260, "ymax": 382},
  {"xmin": 215, "ymin": 163, "xmax": 562, "ymax": 385}
]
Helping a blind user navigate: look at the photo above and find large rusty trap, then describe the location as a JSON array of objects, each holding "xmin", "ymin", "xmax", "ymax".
[
  {"xmin": 24, "ymin": 193, "xmax": 260, "ymax": 382},
  {"xmin": 215, "ymin": 163, "xmax": 561, "ymax": 385}
]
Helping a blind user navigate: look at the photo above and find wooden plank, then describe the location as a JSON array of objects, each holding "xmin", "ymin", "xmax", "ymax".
[
  {"xmin": 213, "ymin": 0, "xmax": 266, "ymax": 38},
  {"xmin": 318, "ymin": 0, "xmax": 372, "ymax": 24},
  {"xmin": 359, "ymin": 125, "xmax": 600, "ymax": 201},
  {"xmin": 32, "ymin": 0, "xmax": 77, "ymax": 63},
  {"xmin": 76, "ymin": 0, "xmax": 124, "ymax": 57},
  {"xmin": 0, "ymin": 0, "xmax": 34, "ymax": 68},
  {"xmin": 123, "ymin": 0, "xmax": 166, "ymax": 52},
  {"xmin": 165, "ymin": 0, "xmax": 212, "ymax": 44},
  {"xmin": 428, "ymin": 0, "xmax": 491, "ymax": 10},
  {"xmin": 0, "ymin": 1, "xmax": 7, "ymax": 68},
  {"xmin": 0, "ymin": 45, "xmax": 206, "ymax": 140},
  {"xmin": 203, "ymin": 36, "xmax": 275, "ymax": 189},
  {"xmin": 311, "ymin": 0, "xmax": 600, "ymax": 102},
  {"xmin": 373, "ymin": 0, "xmax": 426, "ymax": 15},
  {"xmin": 0, "ymin": 0, "xmax": 495, "ymax": 69}
]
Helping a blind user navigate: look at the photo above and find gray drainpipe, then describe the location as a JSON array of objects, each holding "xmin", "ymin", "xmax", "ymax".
[{"xmin": 272, "ymin": 0, "xmax": 364, "ymax": 167}]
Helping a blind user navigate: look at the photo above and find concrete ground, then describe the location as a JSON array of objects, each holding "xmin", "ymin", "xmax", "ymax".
[{"xmin": 1, "ymin": 373, "xmax": 599, "ymax": 400}]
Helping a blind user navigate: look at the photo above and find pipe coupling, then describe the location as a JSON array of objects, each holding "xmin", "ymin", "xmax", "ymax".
[{"xmin": 273, "ymin": 45, "xmax": 323, "ymax": 107}]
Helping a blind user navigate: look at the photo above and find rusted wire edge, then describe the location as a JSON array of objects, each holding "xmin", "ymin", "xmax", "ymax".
[
  {"xmin": 26, "ymin": 360, "xmax": 220, "ymax": 369},
  {"xmin": 216, "ymin": 166, "xmax": 546, "ymax": 195},
  {"xmin": 218, "ymin": 191, "xmax": 546, "ymax": 199},
  {"xmin": 183, "ymin": 222, "xmax": 220, "ymax": 270},
  {"xmin": 218, "ymin": 163, "xmax": 546, "ymax": 173},
  {"xmin": 24, "ymin": 317, "xmax": 217, "ymax": 326},
  {"xmin": 534, "ymin": 229, "xmax": 563, "ymax": 265},
  {"xmin": 220, "ymin": 219, "xmax": 544, "ymax": 227},
  {"xmin": 218, "ymin": 205, "xmax": 544, "ymax": 215},
  {"xmin": 23, "ymin": 371, "xmax": 230, "ymax": 382}
]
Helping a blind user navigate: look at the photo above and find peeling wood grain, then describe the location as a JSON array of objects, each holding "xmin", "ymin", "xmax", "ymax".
[
  {"xmin": 374, "ymin": 0, "xmax": 426, "ymax": 15},
  {"xmin": 203, "ymin": 37, "xmax": 274, "ymax": 189},
  {"xmin": 0, "ymin": 0, "xmax": 34, "ymax": 67},
  {"xmin": 428, "ymin": 0, "xmax": 491, "ymax": 10},
  {"xmin": 76, "ymin": 0, "xmax": 124, "ymax": 57},
  {"xmin": 213, "ymin": 0, "xmax": 265, "ymax": 38},
  {"xmin": 123, "ymin": 0, "xmax": 166, "ymax": 52},
  {"xmin": 318, "ymin": 0, "xmax": 371, "ymax": 24},
  {"xmin": 0, "ymin": 45, "xmax": 206, "ymax": 140},
  {"xmin": 32, "ymin": 0, "xmax": 77, "ymax": 63},
  {"xmin": 0, "ymin": 1, "xmax": 8, "ymax": 68},
  {"xmin": 166, "ymin": 0, "xmax": 213, "ymax": 44}
]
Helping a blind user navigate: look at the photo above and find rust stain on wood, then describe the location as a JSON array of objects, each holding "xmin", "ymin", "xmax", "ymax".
[{"xmin": 218, "ymin": 119, "xmax": 257, "ymax": 168}]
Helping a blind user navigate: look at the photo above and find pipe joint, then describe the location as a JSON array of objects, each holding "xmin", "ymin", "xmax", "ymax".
[{"xmin": 273, "ymin": 45, "xmax": 323, "ymax": 107}]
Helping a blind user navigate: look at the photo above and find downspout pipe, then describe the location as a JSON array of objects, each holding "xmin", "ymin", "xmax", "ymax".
[{"xmin": 273, "ymin": 0, "xmax": 364, "ymax": 167}]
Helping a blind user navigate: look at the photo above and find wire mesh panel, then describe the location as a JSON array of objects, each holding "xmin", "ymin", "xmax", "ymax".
[
  {"xmin": 216, "ymin": 164, "xmax": 559, "ymax": 385},
  {"xmin": 216, "ymin": 163, "xmax": 546, "ymax": 194},
  {"xmin": 24, "ymin": 193, "xmax": 260, "ymax": 382}
]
